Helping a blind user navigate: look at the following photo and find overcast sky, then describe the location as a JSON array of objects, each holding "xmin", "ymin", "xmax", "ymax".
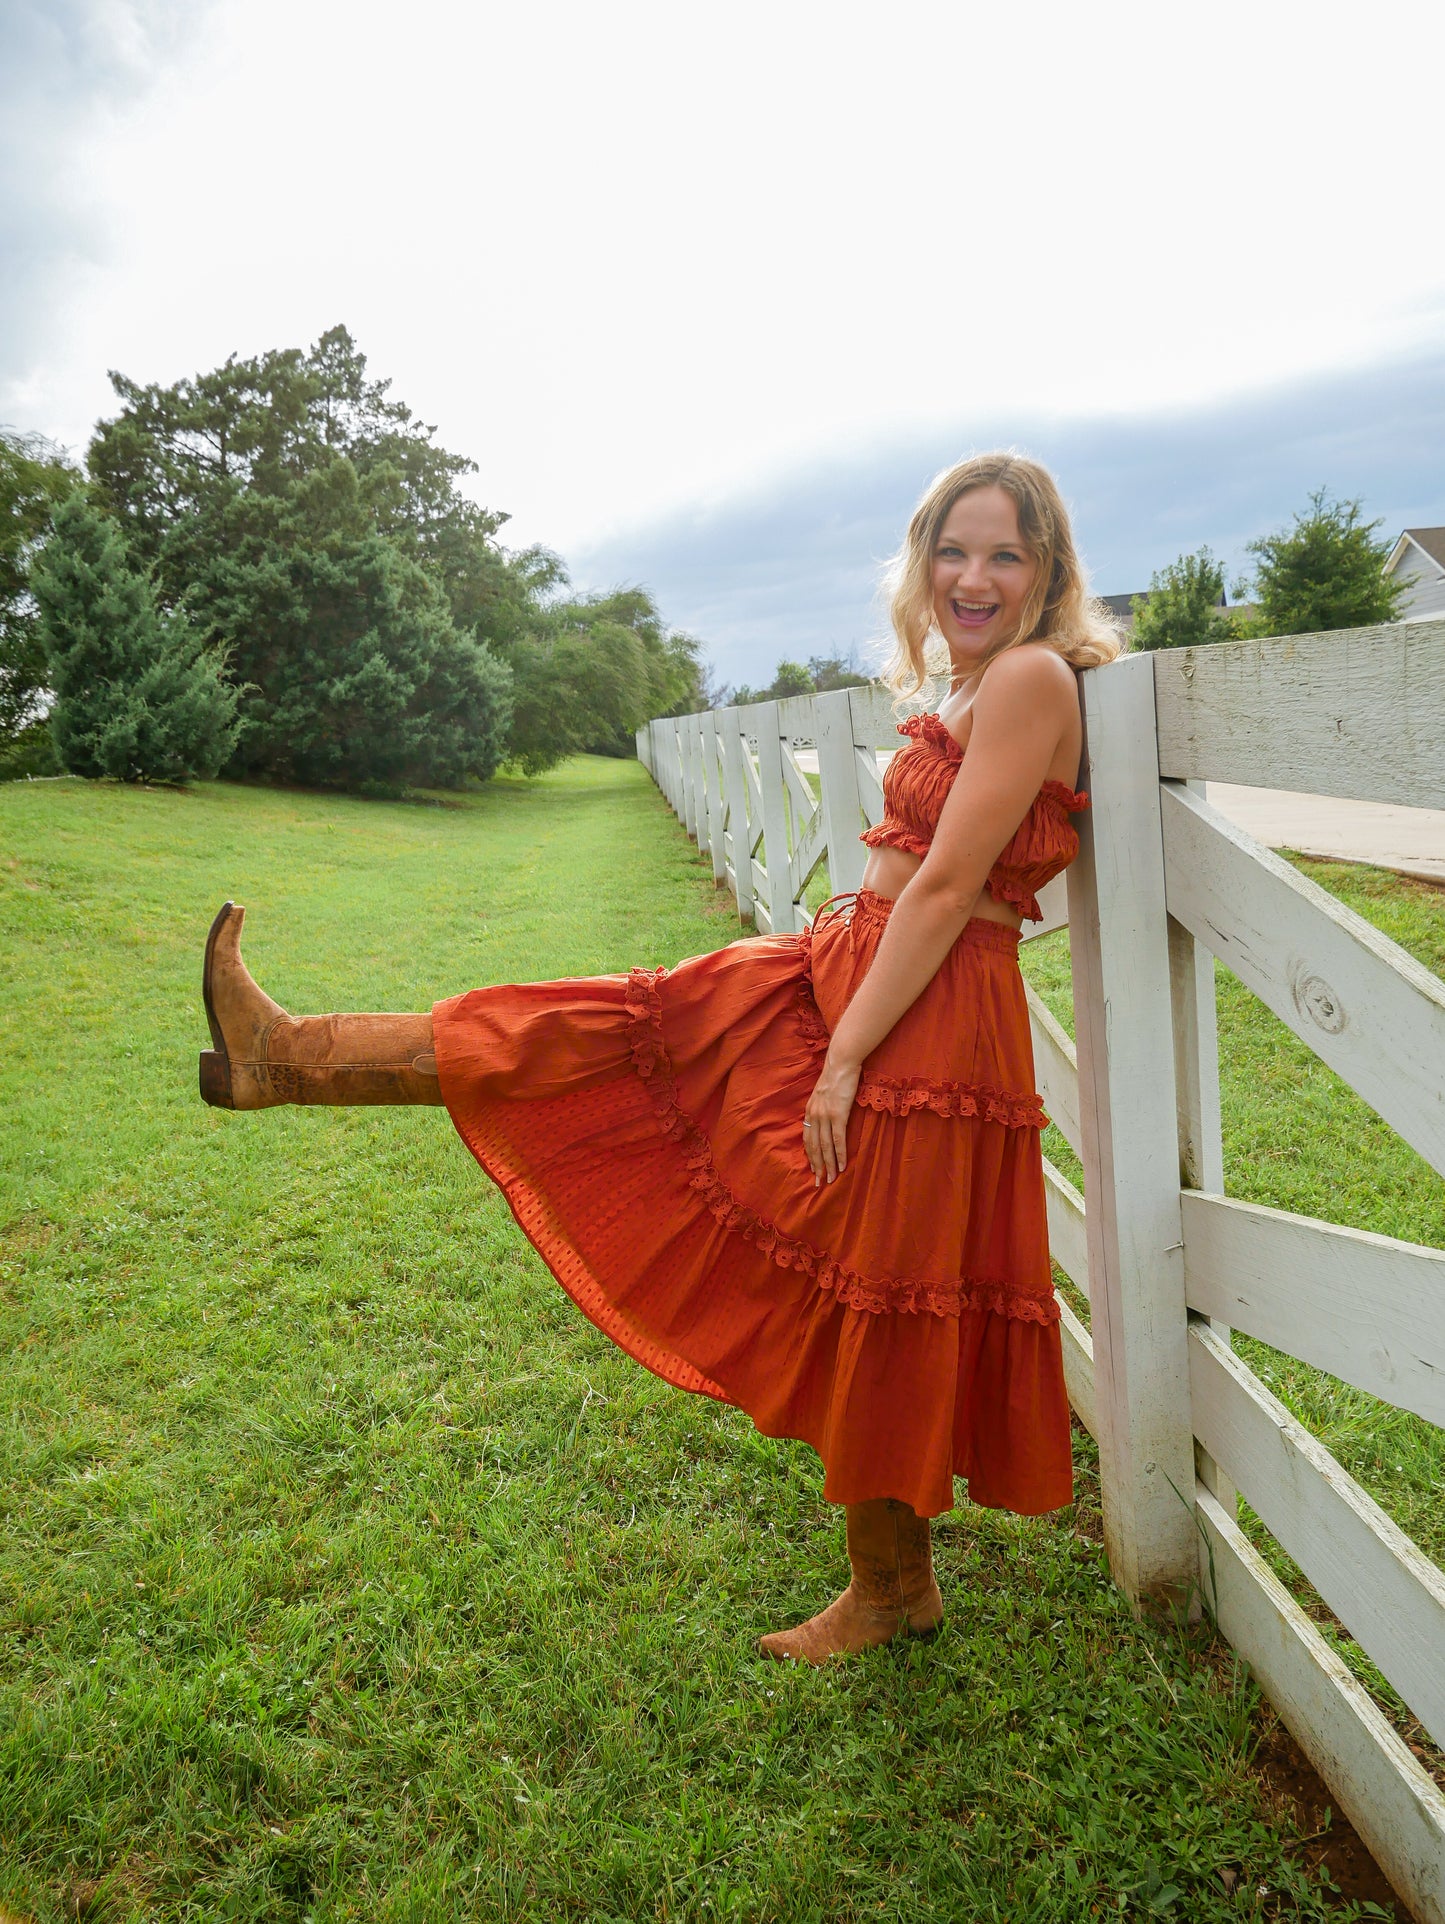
[{"xmin": 5, "ymin": 0, "xmax": 1443, "ymax": 688}]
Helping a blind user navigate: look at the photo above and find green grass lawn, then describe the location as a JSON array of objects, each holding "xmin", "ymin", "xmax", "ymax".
[{"xmin": 0, "ymin": 763, "xmax": 1422, "ymax": 1922}]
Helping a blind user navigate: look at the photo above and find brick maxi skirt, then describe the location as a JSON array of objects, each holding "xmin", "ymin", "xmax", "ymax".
[{"xmin": 433, "ymin": 890, "xmax": 1073, "ymax": 1519}]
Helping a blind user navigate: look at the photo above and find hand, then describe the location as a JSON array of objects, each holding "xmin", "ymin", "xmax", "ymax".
[{"xmin": 803, "ymin": 1052, "xmax": 861, "ymax": 1187}]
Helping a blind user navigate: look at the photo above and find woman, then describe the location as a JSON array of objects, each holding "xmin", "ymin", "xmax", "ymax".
[{"xmin": 198, "ymin": 453, "xmax": 1123, "ymax": 1665}]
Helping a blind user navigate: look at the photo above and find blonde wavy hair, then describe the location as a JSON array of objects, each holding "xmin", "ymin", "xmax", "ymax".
[{"xmin": 882, "ymin": 452, "xmax": 1125, "ymax": 700}]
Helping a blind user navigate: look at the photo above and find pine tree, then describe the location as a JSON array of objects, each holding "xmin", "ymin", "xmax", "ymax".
[
  {"xmin": 1, "ymin": 428, "xmax": 77, "ymax": 772},
  {"xmin": 1247, "ymin": 490, "xmax": 1405, "ymax": 636},
  {"xmin": 33, "ymin": 493, "xmax": 241, "ymax": 783},
  {"xmin": 1131, "ymin": 548, "xmax": 1240, "ymax": 653}
]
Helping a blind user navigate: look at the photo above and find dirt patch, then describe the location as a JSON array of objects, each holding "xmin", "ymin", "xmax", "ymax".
[{"xmin": 1247, "ymin": 1704, "xmax": 1410, "ymax": 1919}]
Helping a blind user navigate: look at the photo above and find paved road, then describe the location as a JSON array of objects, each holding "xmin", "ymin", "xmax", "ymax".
[{"xmin": 1205, "ymin": 785, "xmax": 1445, "ymax": 884}]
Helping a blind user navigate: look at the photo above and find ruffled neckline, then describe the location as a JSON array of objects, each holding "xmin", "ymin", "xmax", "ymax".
[{"xmin": 900, "ymin": 713, "xmax": 1087, "ymax": 812}]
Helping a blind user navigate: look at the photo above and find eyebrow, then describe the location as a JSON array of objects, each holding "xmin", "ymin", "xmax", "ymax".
[{"xmin": 934, "ymin": 535, "xmax": 1027, "ymax": 548}]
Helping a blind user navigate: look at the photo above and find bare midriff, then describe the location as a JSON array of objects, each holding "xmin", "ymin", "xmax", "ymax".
[{"xmin": 858, "ymin": 845, "xmax": 1024, "ymax": 930}]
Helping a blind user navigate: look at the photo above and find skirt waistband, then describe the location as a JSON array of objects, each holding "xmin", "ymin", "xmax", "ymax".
[{"xmin": 812, "ymin": 889, "xmax": 1022, "ymax": 953}]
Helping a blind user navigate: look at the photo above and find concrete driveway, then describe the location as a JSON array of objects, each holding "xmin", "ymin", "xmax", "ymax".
[{"xmin": 1205, "ymin": 785, "xmax": 1445, "ymax": 885}]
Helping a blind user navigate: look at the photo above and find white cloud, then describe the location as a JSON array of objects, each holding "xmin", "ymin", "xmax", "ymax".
[{"xmin": 6, "ymin": 0, "xmax": 1444, "ymax": 553}]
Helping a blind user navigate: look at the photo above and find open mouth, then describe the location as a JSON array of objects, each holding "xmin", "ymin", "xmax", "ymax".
[{"xmin": 951, "ymin": 599, "xmax": 1000, "ymax": 629}]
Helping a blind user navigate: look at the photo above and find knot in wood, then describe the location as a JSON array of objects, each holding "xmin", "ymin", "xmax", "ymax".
[{"xmin": 1292, "ymin": 971, "xmax": 1347, "ymax": 1036}]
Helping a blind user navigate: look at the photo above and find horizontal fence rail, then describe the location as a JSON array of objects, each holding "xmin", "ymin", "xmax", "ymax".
[{"xmin": 641, "ymin": 620, "xmax": 1445, "ymax": 1920}]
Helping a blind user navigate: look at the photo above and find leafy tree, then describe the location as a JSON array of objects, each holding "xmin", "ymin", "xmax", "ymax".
[
  {"xmin": 497, "ymin": 580, "xmax": 707, "ymax": 772},
  {"xmin": 87, "ymin": 327, "xmax": 521, "ymax": 786},
  {"xmin": 1246, "ymin": 489, "xmax": 1405, "ymax": 636},
  {"xmin": 197, "ymin": 460, "xmax": 512, "ymax": 790},
  {"xmin": 85, "ymin": 326, "xmax": 715, "ymax": 783},
  {"xmin": 1130, "ymin": 548, "xmax": 1240, "ymax": 652},
  {"xmin": 1, "ymin": 428, "xmax": 77, "ymax": 769},
  {"xmin": 33, "ymin": 493, "xmax": 241, "ymax": 782},
  {"xmin": 806, "ymin": 653, "xmax": 872, "ymax": 694},
  {"xmin": 730, "ymin": 652, "xmax": 872, "ymax": 706}
]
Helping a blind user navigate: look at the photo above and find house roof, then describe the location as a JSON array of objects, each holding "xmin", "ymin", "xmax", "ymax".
[
  {"xmin": 1097, "ymin": 587, "xmax": 1228, "ymax": 622},
  {"xmin": 1401, "ymin": 527, "xmax": 1445, "ymax": 571},
  {"xmin": 1099, "ymin": 592, "xmax": 1145, "ymax": 620}
]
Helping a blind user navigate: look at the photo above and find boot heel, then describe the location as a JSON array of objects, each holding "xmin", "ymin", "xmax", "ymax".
[{"xmin": 199, "ymin": 1050, "xmax": 234, "ymax": 1109}]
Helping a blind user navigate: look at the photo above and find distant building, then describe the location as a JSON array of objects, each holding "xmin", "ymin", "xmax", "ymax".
[
  {"xmin": 1096, "ymin": 587, "xmax": 1231, "ymax": 636},
  {"xmin": 1383, "ymin": 527, "xmax": 1445, "ymax": 622}
]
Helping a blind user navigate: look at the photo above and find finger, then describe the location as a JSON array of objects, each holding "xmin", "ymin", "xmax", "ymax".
[
  {"xmin": 803, "ymin": 1119, "xmax": 822, "ymax": 1182},
  {"xmin": 831, "ymin": 1112, "xmax": 848, "ymax": 1176},
  {"xmin": 820, "ymin": 1122, "xmax": 839, "ymax": 1185}
]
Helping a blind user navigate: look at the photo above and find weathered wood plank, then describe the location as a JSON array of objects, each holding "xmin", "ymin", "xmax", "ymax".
[
  {"xmin": 1022, "ymin": 871, "xmax": 1069, "ymax": 941},
  {"xmin": 1195, "ymin": 1484, "xmax": 1445, "ymax": 1924},
  {"xmin": 1182, "ymin": 1191, "xmax": 1445, "ymax": 1427},
  {"xmin": 1068, "ymin": 653, "xmax": 1197, "ymax": 1610},
  {"xmin": 1043, "ymin": 1156, "xmax": 1087, "ymax": 1286},
  {"xmin": 701, "ymin": 711, "xmax": 728, "ymax": 885},
  {"xmin": 749, "ymin": 702, "xmax": 795, "ymax": 937},
  {"xmin": 781, "ymin": 739, "xmax": 818, "ymax": 823},
  {"xmin": 814, "ymin": 688, "xmax": 868, "ymax": 896},
  {"xmin": 1059, "ymin": 1293, "xmax": 1096, "ymax": 1438},
  {"xmin": 848, "ymin": 682, "xmax": 911, "ymax": 750},
  {"xmin": 719, "ymin": 707, "xmax": 755, "ymax": 923},
  {"xmin": 1026, "ymin": 983, "xmax": 1081, "ymax": 1159},
  {"xmin": 1167, "ymin": 808, "xmax": 1233, "ymax": 1512},
  {"xmin": 1191, "ymin": 1322, "xmax": 1445, "ymax": 1753},
  {"xmin": 1161, "ymin": 783, "xmax": 1445, "ymax": 1179},
  {"xmin": 1152, "ymin": 619, "xmax": 1445, "ymax": 808},
  {"xmin": 683, "ymin": 713, "xmax": 702, "ymax": 840},
  {"xmin": 854, "ymin": 743, "xmax": 886, "ymax": 826}
]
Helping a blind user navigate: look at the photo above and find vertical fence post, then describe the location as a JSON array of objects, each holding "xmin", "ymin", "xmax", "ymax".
[
  {"xmin": 814, "ymin": 688, "xmax": 867, "ymax": 897},
  {"xmin": 668, "ymin": 720, "xmax": 684, "ymax": 818},
  {"xmin": 752, "ymin": 700, "xmax": 795, "ymax": 935},
  {"xmin": 1167, "ymin": 775, "xmax": 1235, "ymax": 1516},
  {"xmin": 701, "ymin": 711, "xmax": 728, "ymax": 886},
  {"xmin": 695, "ymin": 714, "xmax": 713, "ymax": 854},
  {"xmin": 720, "ymin": 707, "xmax": 755, "ymax": 924},
  {"xmin": 1067, "ymin": 652, "xmax": 1197, "ymax": 1613},
  {"xmin": 680, "ymin": 714, "xmax": 699, "ymax": 841}
]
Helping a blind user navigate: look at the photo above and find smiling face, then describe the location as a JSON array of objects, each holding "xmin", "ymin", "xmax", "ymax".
[{"xmin": 930, "ymin": 485, "xmax": 1039, "ymax": 674}]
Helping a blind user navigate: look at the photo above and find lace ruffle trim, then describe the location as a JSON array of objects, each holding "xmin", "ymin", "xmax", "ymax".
[
  {"xmin": 855, "ymin": 1072, "xmax": 1046, "ymax": 1128},
  {"xmin": 622, "ymin": 965, "xmax": 1059, "ymax": 1323},
  {"xmin": 859, "ymin": 821, "xmax": 932, "ymax": 857},
  {"xmin": 987, "ymin": 875, "xmax": 1044, "ymax": 922}
]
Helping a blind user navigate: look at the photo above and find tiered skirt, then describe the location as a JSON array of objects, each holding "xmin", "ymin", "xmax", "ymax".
[{"xmin": 433, "ymin": 891, "xmax": 1072, "ymax": 1519}]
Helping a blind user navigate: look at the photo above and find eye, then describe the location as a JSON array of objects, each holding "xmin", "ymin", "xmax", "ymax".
[{"xmin": 996, "ymin": 549, "xmax": 1023, "ymax": 564}]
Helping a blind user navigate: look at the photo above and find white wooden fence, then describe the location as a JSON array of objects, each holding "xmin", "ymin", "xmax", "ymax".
[{"xmin": 638, "ymin": 618, "xmax": 1445, "ymax": 1923}]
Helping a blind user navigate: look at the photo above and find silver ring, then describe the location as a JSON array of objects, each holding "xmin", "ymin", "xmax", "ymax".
[{"xmin": 802, "ymin": 1120, "xmax": 814, "ymax": 1130}]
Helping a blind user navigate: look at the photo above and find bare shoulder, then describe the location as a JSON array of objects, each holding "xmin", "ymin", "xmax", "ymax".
[{"xmin": 977, "ymin": 643, "xmax": 1079, "ymax": 721}]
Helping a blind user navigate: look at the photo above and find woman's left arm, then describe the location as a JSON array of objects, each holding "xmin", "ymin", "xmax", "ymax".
[{"xmin": 803, "ymin": 649, "xmax": 1078, "ymax": 1185}]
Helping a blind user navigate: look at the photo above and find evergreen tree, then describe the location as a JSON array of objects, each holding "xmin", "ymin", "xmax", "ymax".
[
  {"xmin": 200, "ymin": 461, "xmax": 512, "ymax": 790},
  {"xmin": 1, "ymin": 429, "xmax": 76, "ymax": 771},
  {"xmin": 84, "ymin": 326, "xmax": 712, "ymax": 782},
  {"xmin": 1247, "ymin": 490, "xmax": 1405, "ymax": 635},
  {"xmin": 32, "ymin": 493, "xmax": 241, "ymax": 783},
  {"xmin": 1131, "ymin": 548, "xmax": 1240, "ymax": 652},
  {"xmin": 88, "ymin": 327, "xmax": 523, "ymax": 785}
]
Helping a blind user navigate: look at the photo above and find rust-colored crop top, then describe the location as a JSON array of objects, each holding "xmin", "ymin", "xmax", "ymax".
[{"xmin": 859, "ymin": 712, "xmax": 1088, "ymax": 921}]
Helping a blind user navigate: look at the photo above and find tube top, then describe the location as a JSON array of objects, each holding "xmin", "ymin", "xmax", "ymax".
[{"xmin": 858, "ymin": 712, "xmax": 1088, "ymax": 921}]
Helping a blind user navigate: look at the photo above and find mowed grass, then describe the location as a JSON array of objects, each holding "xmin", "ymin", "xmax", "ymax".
[
  {"xmin": 0, "ymin": 764, "xmax": 1415, "ymax": 1922},
  {"xmin": 1021, "ymin": 862, "xmax": 1445, "ymax": 1772}
]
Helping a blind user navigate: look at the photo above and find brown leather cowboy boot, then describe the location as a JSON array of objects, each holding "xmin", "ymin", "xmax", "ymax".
[
  {"xmin": 199, "ymin": 903, "xmax": 445, "ymax": 1111},
  {"xmin": 758, "ymin": 1498, "xmax": 944, "ymax": 1664}
]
